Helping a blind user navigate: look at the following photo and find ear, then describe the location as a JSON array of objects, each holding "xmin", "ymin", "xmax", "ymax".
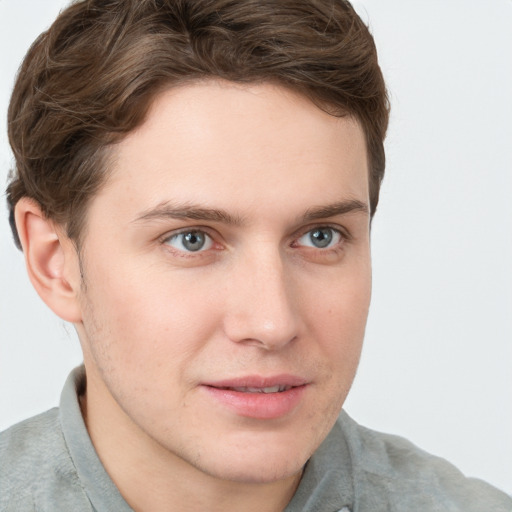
[{"xmin": 14, "ymin": 198, "xmax": 83, "ymax": 323}]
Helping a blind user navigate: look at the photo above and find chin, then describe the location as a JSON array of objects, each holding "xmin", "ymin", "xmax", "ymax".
[
  {"xmin": 205, "ymin": 456, "xmax": 305, "ymax": 485},
  {"xmin": 190, "ymin": 430, "xmax": 318, "ymax": 484},
  {"xmin": 178, "ymin": 399, "xmax": 343, "ymax": 485}
]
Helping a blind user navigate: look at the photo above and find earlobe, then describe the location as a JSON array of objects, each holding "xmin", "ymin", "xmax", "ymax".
[{"xmin": 14, "ymin": 198, "xmax": 83, "ymax": 323}]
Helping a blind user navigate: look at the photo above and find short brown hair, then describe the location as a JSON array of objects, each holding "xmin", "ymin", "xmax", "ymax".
[{"xmin": 6, "ymin": 0, "xmax": 389, "ymax": 249}]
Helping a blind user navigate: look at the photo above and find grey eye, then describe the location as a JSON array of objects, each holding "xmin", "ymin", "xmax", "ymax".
[
  {"xmin": 183, "ymin": 232, "xmax": 206, "ymax": 251},
  {"xmin": 166, "ymin": 231, "xmax": 213, "ymax": 252},
  {"xmin": 310, "ymin": 228, "xmax": 333, "ymax": 248},
  {"xmin": 297, "ymin": 227, "xmax": 341, "ymax": 249}
]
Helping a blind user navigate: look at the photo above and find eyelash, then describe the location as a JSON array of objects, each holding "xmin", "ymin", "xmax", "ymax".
[
  {"xmin": 292, "ymin": 225, "xmax": 348, "ymax": 251},
  {"xmin": 159, "ymin": 225, "xmax": 349, "ymax": 256},
  {"xmin": 160, "ymin": 228, "xmax": 219, "ymax": 257}
]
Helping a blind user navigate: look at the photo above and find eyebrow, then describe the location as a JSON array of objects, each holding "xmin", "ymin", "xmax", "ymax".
[
  {"xmin": 132, "ymin": 202, "xmax": 243, "ymax": 225},
  {"xmin": 132, "ymin": 199, "xmax": 368, "ymax": 225},
  {"xmin": 301, "ymin": 199, "xmax": 369, "ymax": 222}
]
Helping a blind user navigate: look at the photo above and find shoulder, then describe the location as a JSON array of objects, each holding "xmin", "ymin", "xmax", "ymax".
[
  {"xmin": 0, "ymin": 408, "xmax": 63, "ymax": 482},
  {"xmin": 0, "ymin": 409, "xmax": 91, "ymax": 512},
  {"xmin": 335, "ymin": 411, "xmax": 512, "ymax": 511}
]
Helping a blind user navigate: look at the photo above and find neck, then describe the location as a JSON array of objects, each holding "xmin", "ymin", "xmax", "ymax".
[{"xmin": 80, "ymin": 365, "xmax": 302, "ymax": 512}]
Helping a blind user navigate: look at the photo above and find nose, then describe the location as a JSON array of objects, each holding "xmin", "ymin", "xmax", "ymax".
[{"xmin": 222, "ymin": 247, "xmax": 300, "ymax": 351}]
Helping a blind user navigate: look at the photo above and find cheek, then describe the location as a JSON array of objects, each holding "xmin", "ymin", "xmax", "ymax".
[
  {"xmin": 81, "ymin": 262, "xmax": 221, "ymax": 371},
  {"xmin": 309, "ymin": 263, "xmax": 371, "ymax": 375},
  {"xmin": 309, "ymin": 259, "xmax": 371, "ymax": 331}
]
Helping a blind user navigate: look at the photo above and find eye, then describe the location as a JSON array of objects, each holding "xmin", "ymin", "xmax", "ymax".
[
  {"xmin": 296, "ymin": 227, "xmax": 343, "ymax": 249},
  {"xmin": 164, "ymin": 230, "xmax": 213, "ymax": 252}
]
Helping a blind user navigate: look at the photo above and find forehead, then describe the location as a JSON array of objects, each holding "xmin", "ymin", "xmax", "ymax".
[{"xmin": 91, "ymin": 81, "xmax": 369, "ymax": 225}]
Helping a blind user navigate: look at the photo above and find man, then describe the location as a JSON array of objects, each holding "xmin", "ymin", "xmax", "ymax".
[{"xmin": 1, "ymin": 0, "xmax": 510, "ymax": 511}]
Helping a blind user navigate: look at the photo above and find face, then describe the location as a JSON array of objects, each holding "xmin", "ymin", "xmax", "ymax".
[{"xmin": 74, "ymin": 81, "xmax": 371, "ymax": 485}]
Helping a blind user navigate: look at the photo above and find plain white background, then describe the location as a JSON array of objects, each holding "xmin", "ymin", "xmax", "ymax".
[{"xmin": 1, "ymin": 0, "xmax": 511, "ymax": 495}]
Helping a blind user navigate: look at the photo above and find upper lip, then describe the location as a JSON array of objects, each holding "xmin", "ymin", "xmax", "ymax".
[{"xmin": 203, "ymin": 375, "xmax": 308, "ymax": 389}]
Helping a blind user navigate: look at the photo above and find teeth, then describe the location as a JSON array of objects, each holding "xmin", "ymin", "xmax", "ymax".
[
  {"xmin": 262, "ymin": 386, "xmax": 281, "ymax": 393},
  {"xmin": 229, "ymin": 385, "xmax": 290, "ymax": 393}
]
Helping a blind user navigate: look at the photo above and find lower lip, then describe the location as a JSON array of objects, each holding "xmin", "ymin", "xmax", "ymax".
[{"xmin": 202, "ymin": 385, "xmax": 307, "ymax": 420}]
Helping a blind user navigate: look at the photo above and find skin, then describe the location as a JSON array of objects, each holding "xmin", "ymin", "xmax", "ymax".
[{"xmin": 17, "ymin": 81, "xmax": 372, "ymax": 512}]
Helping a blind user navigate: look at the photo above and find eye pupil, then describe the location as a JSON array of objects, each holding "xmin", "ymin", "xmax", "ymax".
[
  {"xmin": 310, "ymin": 228, "xmax": 333, "ymax": 248},
  {"xmin": 183, "ymin": 231, "xmax": 205, "ymax": 251}
]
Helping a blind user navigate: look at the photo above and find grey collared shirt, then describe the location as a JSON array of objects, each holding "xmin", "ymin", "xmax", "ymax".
[{"xmin": 1, "ymin": 366, "xmax": 511, "ymax": 511}]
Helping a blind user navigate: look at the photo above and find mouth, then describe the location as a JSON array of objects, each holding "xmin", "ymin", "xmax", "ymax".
[
  {"xmin": 203, "ymin": 374, "xmax": 307, "ymax": 394},
  {"xmin": 202, "ymin": 376, "xmax": 308, "ymax": 419},
  {"xmin": 213, "ymin": 385, "xmax": 294, "ymax": 394}
]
